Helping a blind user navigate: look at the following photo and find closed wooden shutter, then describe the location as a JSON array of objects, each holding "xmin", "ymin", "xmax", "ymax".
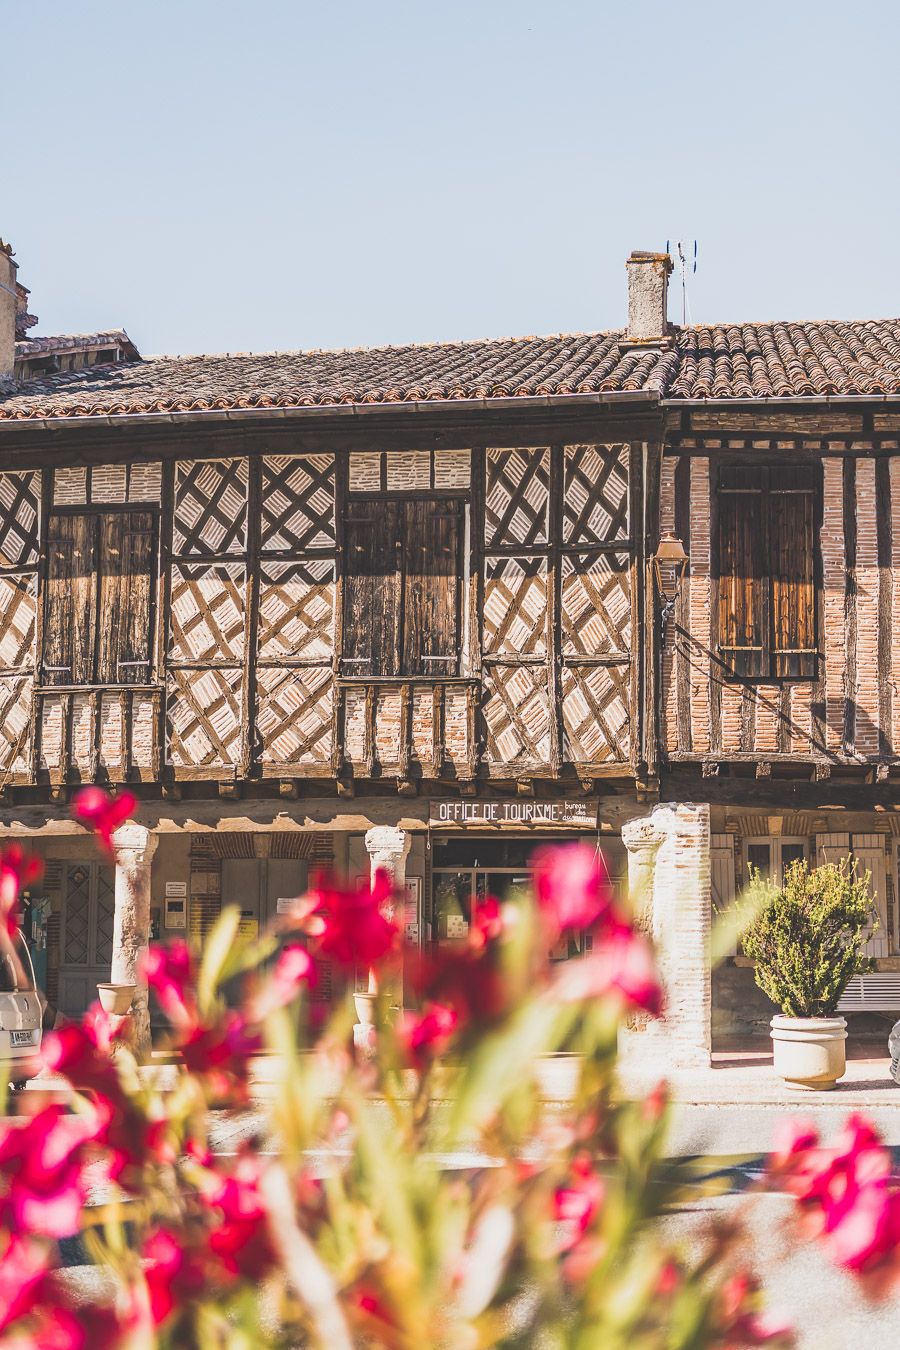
[
  {"xmin": 342, "ymin": 501, "xmax": 402, "ymax": 676},
  {"xmin": 718, "ymin": 467, "xmax": 765, "ymax": 677},
  {"xmin": 96, "ymin": 511, "xmax": 155, "ymax": 684},
  {"xmin": 402, "ymin": 500, "xmax": 461, "ymax": 675},
  {"xmin": 770, "ymin": 467, "xmax": 816, "ymax": 679},
  {"xmin": 849, "ymin": 835, "xmax": 889, "ymax": 959},
  {"xmin": 44, "ymin": 513, "xmax": 97, "ymax": 685}
]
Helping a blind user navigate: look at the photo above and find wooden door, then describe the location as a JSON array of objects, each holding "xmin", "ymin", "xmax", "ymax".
[{"xmin": 58, "ymin": 862, "xmax": 115, "ymax": 1016}]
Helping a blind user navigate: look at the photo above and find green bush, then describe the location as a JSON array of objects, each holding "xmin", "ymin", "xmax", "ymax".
[{"xmin": 740, "ymin": 857, "xmax": 876, "ymax": 1017}]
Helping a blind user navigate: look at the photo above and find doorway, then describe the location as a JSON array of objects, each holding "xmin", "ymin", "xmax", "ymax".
[
  {"xmin": 58, "ymin": 861, "xmax": 115, "ymax": 1016},
  {"xmin": 220, "ymin": 856, "xmax": 309, "ymax": 936}
]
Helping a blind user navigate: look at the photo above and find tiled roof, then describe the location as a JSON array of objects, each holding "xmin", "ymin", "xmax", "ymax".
[
  {"xmin": 14, "ymin": 329, "xmax": 139, "ymax": 359},
  {"xmin": 2, "ymin": 319, "xmax": 900, "ymax": 422}
]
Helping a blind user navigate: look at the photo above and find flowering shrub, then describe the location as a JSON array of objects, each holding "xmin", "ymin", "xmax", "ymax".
[{"xmin": 0, "ymin": 804, "xmax": 890, "ymax": 1347}]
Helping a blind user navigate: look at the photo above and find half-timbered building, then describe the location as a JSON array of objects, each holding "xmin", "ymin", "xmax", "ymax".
[{"xmin": 3, "ymin": 236, "xmax": 900, "ymax": 1066}]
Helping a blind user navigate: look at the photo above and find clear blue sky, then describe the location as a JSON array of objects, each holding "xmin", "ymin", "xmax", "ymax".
[{"xmin": 4, "ymin": 1, "xmax": 898, "ymax": 355}]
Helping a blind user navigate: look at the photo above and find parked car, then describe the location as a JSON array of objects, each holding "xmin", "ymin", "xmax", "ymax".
[{"xmin": 0, "ymin": 931, "xmax": 43, "ymax": 1087}]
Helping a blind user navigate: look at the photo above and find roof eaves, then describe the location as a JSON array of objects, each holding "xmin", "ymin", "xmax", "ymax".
[{"xmin": 0, "ymin": 388, "xmax": 660, "ymax": 434}]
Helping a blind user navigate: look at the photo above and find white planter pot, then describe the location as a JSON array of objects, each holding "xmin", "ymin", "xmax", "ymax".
[
  {"xmin": 353, "ymin": 992, "xmax": 379, "ymax": 1027},
  {"xmin": 770, "ymin": 1014, "xmax": 847, "ymax": 1091},
  {"xmin": 97, "ymin": 983, "xmax": 136, "ymax": 1016}
]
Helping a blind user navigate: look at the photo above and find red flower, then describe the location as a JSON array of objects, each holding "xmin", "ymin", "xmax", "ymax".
[
  {"xmin": 202, "ymin": 1150, "xmax": 277, "ymax": 1282},
  {"xmin": 532, "ymin": 843, "xmax": 613, "ymax": 936},
  {"xmin": 554, "ymin": 1153, "xmax": 605, "ymax": 1253},
  {"xmin": 249, "ymin": 943, "xmax": 316, "ymax": 1021},
  {"xmin": 409, "ymin": 945, "xmax": 510, "ymax": 1032},
  {"xmin": 469, "ymin": 895, "xmax": 504, "ymax": 951},
  {"xmin": 42, "ymin": 1002, "xmax": 123, "ymax": 1096},
  {"xmin": 142, "ymin": 1227, "xmax": 207, "ymax": 1327},
  {"xmin": 142, "ymin": 940, "xmax": 198, "ymax": 1030},
  {"xmin": 71, "ymin": 787, "xmax": 137, "ymax": 854},
  {"xmin": 306, "ymin": 869, "xmax": 400, "ymax": 969},
  {"xmin": 0, "ymin": 844, "xmax": 43, "ymax": 940},
  {"xmin": 0, "ymin": 1103, "xmax": 105, "ymax": 1238},
  {"xmin": 0, "ymin": 1235, "xmax": 52, "ymax": 1334},
  {"xmin": 397, "ymin": 1002, "xmax": 458, "ymax": 1069},
  {"xmin": 555, "ymin": 924, "xmax": 662, "ymax": 1016},
  {"xmin": 770, "ymin": 1113, "xmax": 900, "ymax": 1280}
]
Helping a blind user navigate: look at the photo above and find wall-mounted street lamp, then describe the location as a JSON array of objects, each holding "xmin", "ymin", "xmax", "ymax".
[{"xmin": 653, "ymin": 531, "xmax": 688, "ymax": 626}]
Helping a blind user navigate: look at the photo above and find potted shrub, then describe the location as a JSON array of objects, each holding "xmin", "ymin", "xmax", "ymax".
[{"xmin": 740, "ymin": 857, "xmax": 876, "ymax": 1090}]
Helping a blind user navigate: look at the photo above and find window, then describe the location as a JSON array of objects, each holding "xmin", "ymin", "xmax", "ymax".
[
  {"xmin": 43, "ymin": 509, "xmax": 156, "ymax": 685},
  {"xmin": 342, "ymin": 498, "xmax": 463, "ymax": 677},
  {"xmin": 717, "ymin": 464, "xmax": 818, "ymax": 678},
  {"xmin": 744, "ymin": 836, "xmax": 808, "ymax": 884}
]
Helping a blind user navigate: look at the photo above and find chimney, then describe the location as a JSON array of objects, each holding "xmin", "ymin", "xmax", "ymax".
[
  {"xmin": 625, "ymin": 250, "xmax": 673, "ymax": 344},
  {"xmin": 0, "ymin": 241, "xmax": 16, "ymax": 387}
]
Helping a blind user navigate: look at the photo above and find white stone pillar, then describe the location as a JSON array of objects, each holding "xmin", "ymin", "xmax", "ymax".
[
  {"xmin": 621, "ymin": 802, "xmax": 711, "ymax": 1070},
  {"xmin": 621, "ymin": 816, "xmax": 663, "ymax": 928},
  {"xmin": 364, "ymin": 826, "xmax": 410, "ymax": 991},
  {"xmin": 111, "ymin": 824, "xmax": 158, "ymax": 1060},
  {"xmin": 364, "ymin": 826, "xmax": 412, "ymax": 906}
]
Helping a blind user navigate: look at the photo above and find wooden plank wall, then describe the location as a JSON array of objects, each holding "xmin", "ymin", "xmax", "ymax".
[{"xmin": 662, "ymin": 437, "xmax": 898, "ymax": 764}]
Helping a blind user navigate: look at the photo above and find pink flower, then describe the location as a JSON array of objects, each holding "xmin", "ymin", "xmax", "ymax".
[
  {"xmin": 249, "ymin": 944, "xmax": 316, "ymax": 1020},
  {"xmin": 555, "ymin": 925, "xmax": 662, "ymax": 1016},
  {"xmin": 533, "ymin": 844, "xmax": 613, "ymax": 935},
  {"xmin": 0, "ymin": 1236, "xmax": 52, "ymax": 1334},
  {"xmin": 554, "ymin": 1153, "xmax": 605, "ymax": 1253},
  {"xmin": 42, "ymin": 1002, "xmax": 123, "ymax": 1095},
  {"xmin": 142, "ymin": 941, "xmax": 197, "ymax": 1030},
  {"xmin": 142, "ymin": 1227, "xmax": 207, "ymax": 1327},
  {"xmin": 0, "ymin": 1103, "xmax": 105, "ymax": 1238},
  {"xmin": 71, "ymin": 787, "xmax": 137, "ymax": 854},
  {"xmin": 469, "ymin": 896, "xmax": 504, "ymax": 951},
  {"xmin": 0, "ymin": 844, "xmax": 43, "ymax": 940},
  {"xmin": 397, "ymin": 1002, "xmax": 458, "ymax": 1069},
  {"xmin": 770, "ymin": 1113, "xmax": 900, "ymax": 1281}
]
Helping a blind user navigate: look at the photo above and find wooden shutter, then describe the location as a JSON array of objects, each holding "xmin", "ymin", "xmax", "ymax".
[
  {"xmin": 342, "ymin": 501, "xmax": 401, "ymax": 676},
  {"xmin": 718, "ymin": 467, "xmax": 765, "ymax": 677},
  {"xmin": 96, "ymin": 511, "xmax": 155, "ymax": 684},
  {"xmin": 769, "ymin": 467, "xmax": 817, "ymax": 678},
  {"xmin": 44, "ymin": 513, "xmax": 97, "ymax": 685},
  {"xmin": 402, "ymin": 500, "xmax": 461, "ymax": 675},
  {"xmin": 849, "ymin": 835, "xmax": 889, "ymax": 959}
]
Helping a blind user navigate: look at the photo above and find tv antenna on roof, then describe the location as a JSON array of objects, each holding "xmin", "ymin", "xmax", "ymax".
[{"xmin": 666, "ymin": 239, "xmax": 697, "ymax": 326}]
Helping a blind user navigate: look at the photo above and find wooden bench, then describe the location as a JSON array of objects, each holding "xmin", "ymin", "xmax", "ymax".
[{"xmin": 837, "ymin": 974, "xmax": 900, "ymax": 1013}]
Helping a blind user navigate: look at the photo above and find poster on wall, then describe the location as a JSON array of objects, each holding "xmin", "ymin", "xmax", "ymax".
[{"xmin": 404, "ymin": 877, "xmax": 421, "ymax": 946}]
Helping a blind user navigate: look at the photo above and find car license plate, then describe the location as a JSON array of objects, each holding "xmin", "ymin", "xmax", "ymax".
[{"xmin": 10, "ymin": 1030, "xmax": 34, "ymax": 1047}]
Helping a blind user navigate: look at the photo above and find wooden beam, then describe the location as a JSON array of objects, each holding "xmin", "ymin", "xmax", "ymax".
[{"xmin": 843, "ymin": 456, "xmax": 857, "ymax": 754}]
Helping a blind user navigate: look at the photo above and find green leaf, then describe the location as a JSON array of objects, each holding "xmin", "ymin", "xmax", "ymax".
[{"xmin": 197, "ymin": 904, "xmax": 243, "ymax": 1014}]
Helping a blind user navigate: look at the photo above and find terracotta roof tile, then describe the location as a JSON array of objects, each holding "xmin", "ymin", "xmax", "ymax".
[{"xmin": 3, "ymin": 319, "xmax": 900, "ymax": 422}]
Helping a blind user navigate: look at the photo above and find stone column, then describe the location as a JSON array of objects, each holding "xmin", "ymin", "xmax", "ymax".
[
  {"xmin": 364, "ymin": 826, "xmax": 411, "ymax": 989},
  {"xmin": 621, "ymin": 816, "xmax": 663, "ymax": 929},
  {"xmin": 110, "ymin": 824, "xmax": 158, "ymax": 1060},
  {"xmin": 620, "ymin": 802, "xmax": 711, "ymax": 1070},
  {"xmin": 364, "ymin": 826, "xmax": 412, "ymax": 901}
]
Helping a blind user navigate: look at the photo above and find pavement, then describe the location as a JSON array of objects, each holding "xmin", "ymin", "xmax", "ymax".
[{"xmin": 23, "ymin": 1040, "xmax": 900, "ymax": 1349}]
